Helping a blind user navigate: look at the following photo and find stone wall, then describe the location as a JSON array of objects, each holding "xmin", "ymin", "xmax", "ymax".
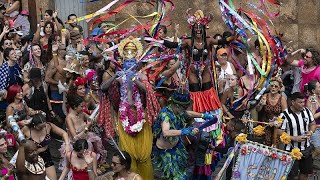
[
  {"xmin": 21, "ymin": 0, "xmax": 320, "ymax": 49},
  {"xmin": 84, "ymin": 0, "xmax": 320, "ymax": 49}
]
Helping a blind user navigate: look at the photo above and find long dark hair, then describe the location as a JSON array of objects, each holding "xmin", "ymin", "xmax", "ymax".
[
  {"xmin": 307, "ymin": 80, "xmax": 319, "ymax": 94},
  {"xmin": 21, "ymin": 43, "xmax": 48, "ymax": 67},
  {"xmin": 306, "ymin": 48, "xmax": 320, "ymax": 66},
  {"xmin": 190, "ymin": 24, "xmax": 208, "ymax": 58},
  {"xmin": 45, "ymin": 9, "xmax": 64, "ymax": 28},
  {"xmin": 44, "ymin": 21, "xmax": 55, "ymax": 35},
  {"xmin": 3, "ymin": 47, "xmax": 14, "ymax": 61},
  {"xmin": 66, "ymin": 94, "xmax": 84, "ymax": 110},
  {"xmin": 28, "ymin": 113, "xmax": 46, "ymax": 128},
  {"xmin": 113, "ymin": 151, "xmax": 132, "ymax": 177},
  {"xmin": 73, "ymin": 139, "xmax": 88, "ymax": 152}
]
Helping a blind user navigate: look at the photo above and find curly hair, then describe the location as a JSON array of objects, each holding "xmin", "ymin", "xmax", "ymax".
[{"xmin": 306, "ymin": 48, "xmax": 320, "ymax": 66}]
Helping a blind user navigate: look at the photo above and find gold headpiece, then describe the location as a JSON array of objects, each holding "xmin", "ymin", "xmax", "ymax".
[{"xmin": 118, "ymin": 36, "xmax": 143, "ymax": 59}]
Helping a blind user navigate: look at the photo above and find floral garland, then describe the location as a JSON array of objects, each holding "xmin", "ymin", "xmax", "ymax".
[
  {"xmin": 119, "ymin": 75, "xmax": 145, "ymax": 136},
  {"xmin": 235, "ymin": 133, "xmax": 302, "ymax": 160},
  {"xmin": 253, "ymin": 125, "xmax": 265, "ymax": 136}
]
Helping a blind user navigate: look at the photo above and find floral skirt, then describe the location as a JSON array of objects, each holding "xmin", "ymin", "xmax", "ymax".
[{"xmin": 153, "ymin": 140, "xmax": 188, "ymax": 180}]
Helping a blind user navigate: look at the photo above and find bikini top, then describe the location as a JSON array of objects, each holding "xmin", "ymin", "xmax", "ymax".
[
  {"xmin": 29, "ymin": 124, "xmax": 51, "ymax": 148},
  {"xmin": 69, "ymin": 151, "xmax": 90, "ymax": 180},
  {"xmin": 11, "ymin": 104, "xmax": 27, "ymax": 121},
  {"xmin": 191, "ymin": 45, "xmax": 208, "ymax": 61}
]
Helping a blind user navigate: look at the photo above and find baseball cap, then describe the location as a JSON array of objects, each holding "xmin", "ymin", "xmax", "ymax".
[{"xmin": 217, "ymin": 48, "xmax": 228, "ymax": 55}]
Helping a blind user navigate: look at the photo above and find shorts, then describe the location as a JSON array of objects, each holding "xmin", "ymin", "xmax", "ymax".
[{"xmin": 288, "ymin": 152, "xmax": 313, "ymax": 178}]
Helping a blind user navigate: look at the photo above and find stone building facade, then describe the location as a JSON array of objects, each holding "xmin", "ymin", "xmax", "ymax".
[{"xmin": 21, "ymin": 0, "xmax": 320, "ymax": 49}]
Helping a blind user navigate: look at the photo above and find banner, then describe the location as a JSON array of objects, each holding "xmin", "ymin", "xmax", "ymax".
[{"xmin": 232, "ymin": 141, "xmax": 294, "ymax": 180}]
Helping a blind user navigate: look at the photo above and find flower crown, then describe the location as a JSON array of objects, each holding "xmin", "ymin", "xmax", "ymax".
[
  {"xmin": 186, "ymin": 9, "xmax": 213, "ymax": 27},
  {"xmin": 74, "ymin": 77, "xmax": 87, "ymax": 86}
]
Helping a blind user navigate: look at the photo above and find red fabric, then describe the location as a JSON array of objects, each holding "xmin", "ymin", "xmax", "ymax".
[
  {"xmin": 70, "ymin": 152, "xmax": 89, "ymax": 180},
  {"xmin": 97, "ymin": 94, "xmax": 115, "ymax": 138},
  {"xmin": 190, "ymin": 88, "xmax": 221, "ymax": 113},
  {"xmin": 193, "ymin": 165, "xmax": 212, "ymax": 176},
  {"xmin": 143, "ymin": 80, "xmax": 161, "ymax": 125}
]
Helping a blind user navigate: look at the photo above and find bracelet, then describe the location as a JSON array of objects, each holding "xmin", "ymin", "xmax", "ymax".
[
  {"xmin": 52, "ymin": 53, "xmax": 58, "ymax": 56},
  {"xmin": 87, "ymin": 169, "xmax": 93, "ymax": 172}
]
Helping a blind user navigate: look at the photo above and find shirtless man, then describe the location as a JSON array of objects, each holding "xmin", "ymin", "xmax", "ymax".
[
  {"xmin": 45, "ymin": 34, "xmax": 67, "ymax": 126},
  {"xmin": 16, "ymin": 140, "xmax": 46, "ymax": 180}
]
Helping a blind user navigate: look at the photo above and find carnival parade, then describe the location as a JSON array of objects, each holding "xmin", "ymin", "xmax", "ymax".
[{"xmin": 0, "ymin": 0, "xmax": 318, "ymax": 179}]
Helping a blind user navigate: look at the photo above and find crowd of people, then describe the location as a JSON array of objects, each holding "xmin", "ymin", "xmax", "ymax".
[{"xmin": 0, "ymin": 0, "xmax": 318, "ymax": 180}]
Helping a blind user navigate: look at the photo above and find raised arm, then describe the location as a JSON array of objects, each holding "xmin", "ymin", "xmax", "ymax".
[
  {"xmin": 16, "ymin": 143, "xmax": 26, "ymax": 175},
  {"xmin": 52, "ymin": 11, "xmax": 63, "ymax": 33},
  {"xmin": 52, "ymin": 42, "xmax": 66, "ymax": 75},
  {"xmin": 161, "ymin": 59, "xmax": 181, "ymax": 79},
  {"xmin": 49, "ymin": 122, "xmax": 70, "ymax": 146},
  {"xmin": 285, "ymin": 48, "xmax": 304, "ymax": 67},
  {"xmin": 5, "ymin": 1, "xmax": 19, "ymax": 14},
  {"xmin": 0, "ymin": 26, "xmax": 10, "ymax": 43},
  {"xmin": 32, "ymin": 21, "xmax": 44, "ymax": 44},
  {"xmin": 100, "ymin": 73, "xmax": 117, "ymax": 92}
]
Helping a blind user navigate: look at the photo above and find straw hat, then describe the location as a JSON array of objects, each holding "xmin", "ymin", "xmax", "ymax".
[{"xmin": 63, "ymin": 58, "xmax": 80, "ymax": 74}]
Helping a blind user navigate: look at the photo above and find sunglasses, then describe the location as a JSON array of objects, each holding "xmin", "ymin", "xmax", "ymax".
[
  {"xmin": 5, "ymin": 42, "xmax": 12, "ymax": 45},
  {"xmin": 305, "ymin": 55, "xmax": 312, "ymax": 59}
]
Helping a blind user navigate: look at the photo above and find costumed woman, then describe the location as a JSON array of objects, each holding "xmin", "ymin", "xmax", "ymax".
[
  {"xmin": 153, "ymin": 88, "xmax": 217, "ymax": 179},
  {"xmin": 100, "ymin": 36, "xmax": 160, "ymax": 179},
  {"xmin": 158, "ymin": 10, "xmax": 232, "ymax": 178},
  {"xmin": 161, "ymin": 10, "xmax": 232, "ymax": 115},
  {"xmin": 256, "ymin": 77, "xmax": 287, "ymax": 146}
]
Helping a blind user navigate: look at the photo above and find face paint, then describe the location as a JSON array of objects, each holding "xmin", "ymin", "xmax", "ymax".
[{"xmin": 123, "ymin": 59, "xmax": 136, "ymax": 70}]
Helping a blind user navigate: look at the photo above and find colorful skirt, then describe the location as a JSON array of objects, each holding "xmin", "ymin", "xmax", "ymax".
[
  {"xmin": 190, "ymin": 88, "xmax": 221, "ymax": 113},
  {"xmin": 154, "ymin": 140, "xmax": 188, "ymax": 180}
]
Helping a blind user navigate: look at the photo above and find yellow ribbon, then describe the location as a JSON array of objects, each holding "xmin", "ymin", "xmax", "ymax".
[
  {"xmin": 105, "ymin": 12, "xmax": 159, "ymax": 34},
  {"xmin": 66, "ymin": 11, "xmax": 106, "ymax": 24}
]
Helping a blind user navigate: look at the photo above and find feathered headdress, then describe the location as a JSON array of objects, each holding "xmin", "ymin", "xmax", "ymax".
[
  {"xmin": 186, "ymin": 9, "xmax": 213, "ymax": 28},
  {"xmin": 85, "ymin": 69, "xmax": 97, "ymax": 84}
]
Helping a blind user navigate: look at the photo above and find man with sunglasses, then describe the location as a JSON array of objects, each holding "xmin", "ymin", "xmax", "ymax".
[{"xmin": 287, "ymin": 48, "xmax": 320, "ymax": 94}]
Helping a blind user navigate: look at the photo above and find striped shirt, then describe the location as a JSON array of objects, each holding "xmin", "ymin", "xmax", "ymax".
[{"xmin": 280, "ymin": 107, "xmax": 314, "ymax": 151}]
